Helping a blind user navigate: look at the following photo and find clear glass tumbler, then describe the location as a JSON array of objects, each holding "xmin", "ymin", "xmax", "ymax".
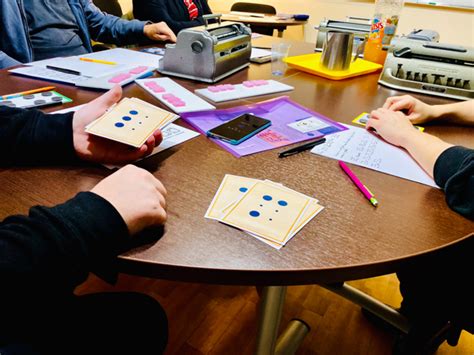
[{"xmin": 271, "ymin": 43, "xmax": 291, "ymax": 76}]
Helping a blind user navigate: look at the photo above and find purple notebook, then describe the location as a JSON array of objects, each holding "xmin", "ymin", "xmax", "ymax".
[{"xmin": 180, "ymin": 96, "xmax": 347, "ymax": 158}]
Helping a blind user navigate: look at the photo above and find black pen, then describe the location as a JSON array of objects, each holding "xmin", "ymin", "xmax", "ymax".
[
  {"xmin": 278, "ymin": 137, "xmax": 326, "ymax": 158},
  {"xmin": 46, "ymin": 65, "xmax": 81, "ymax": 76}
]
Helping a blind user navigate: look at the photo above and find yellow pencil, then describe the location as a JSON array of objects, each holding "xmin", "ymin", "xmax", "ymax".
[
  {"xmin": 0, "ymin": 86, "xmax": 56, "ymax": 100},
  {"xmin": 79, "ymin": 57, "xmax": 117, "ymax": 65}
]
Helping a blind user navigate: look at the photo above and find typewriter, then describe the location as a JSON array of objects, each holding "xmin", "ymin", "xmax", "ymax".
[
  {"xmin": 379, "ymin": 38, "xmax": 474, "ymax": 100},
  {"xmin": 159, "ymin": 15, "xmax": 251, "ymax": 83}
]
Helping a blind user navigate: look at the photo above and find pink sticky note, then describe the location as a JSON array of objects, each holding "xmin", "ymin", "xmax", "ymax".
[
  {"xmin": 223, "ymin": 84, "xmax": 235, "ymax": 90},
  {"xmin": 162, "ymin": 93, "xmax": 175, "ymax": 100},
  {"xmin": 152, "ymin": 86, "xmax": 165, "ymax": 93},
  {"xmin": 108, "ymin": 73, "xmax": 131, "ymax": 83},
  {"xmin": 243, "ymin": 81, "xmax": 255, "ymax": 88},
  {"xmin": 129, "ymin": 66, "xmax": 148, "ymax": 74},
  {"xmin": 208, "ymin": 86, "xmax": 220, "ymax": 93}
]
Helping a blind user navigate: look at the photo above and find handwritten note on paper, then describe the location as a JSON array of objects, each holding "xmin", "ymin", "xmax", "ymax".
[{"xmin": 311, "ymin": 124, "xmax": 437, "ymax": 187}]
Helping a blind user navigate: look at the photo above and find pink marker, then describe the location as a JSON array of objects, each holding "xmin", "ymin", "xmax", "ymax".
[{"xmin": 339, "ymin": 161, "xmax": 379, "ymax": 207}]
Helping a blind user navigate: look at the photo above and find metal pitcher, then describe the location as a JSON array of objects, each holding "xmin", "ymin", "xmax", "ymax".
[{"xmin": 320, "ymin": 31, "xmax": 355, "ymax": 71}]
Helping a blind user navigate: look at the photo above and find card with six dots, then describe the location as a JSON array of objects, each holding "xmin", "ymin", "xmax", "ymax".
[{"xmin": 86, "ymin": 97, "xmax": 178, "ymax": 147}]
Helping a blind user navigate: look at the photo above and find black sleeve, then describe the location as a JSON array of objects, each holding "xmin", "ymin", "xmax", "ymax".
[
  {"xmin": 0, "ymin": 106, "xmax": 77, "ymax": 165},
  {"xmin": 0, "ymin": 191, "xmax": 129, "ymax": 295},
  {"xmin": 134, "ymin": 0, "xmax": 206, "ymax": 34},
  {"xmin": 434, "ymin": 146, "xmax": 474, "ymax": 220}
]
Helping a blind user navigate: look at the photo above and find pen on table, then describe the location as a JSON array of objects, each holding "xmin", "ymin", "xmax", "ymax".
[
  {"xmin": 46, "ymin": 65, "xmax": 81, "ymax": 76},
  {"xmin": 278, "ymin": 137, "xmax": 326, "ymax": 158},
  {"xmin": 0, "ymin": 86, "xmax": 56, "ymax": 101},
  {"xmin": 79, "ymin": 57, "xmax": 117, "ymax": 65},
  {"xmin": 338, "ymin": 161, "xmax": 379, "ymax": 207}
]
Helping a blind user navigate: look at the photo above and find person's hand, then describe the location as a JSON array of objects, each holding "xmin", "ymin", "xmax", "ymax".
[
  {"xmin": 382, "ymin": 95, "xmax": 434, "ymax": 124},
  {"xmin": 72, "ymin": 86, "xmax": 163, "ymax": 164},
  {"xmin": 367, "ymin": 108, "xmax": 422, "ymax": 148},
  {"xmin": 91, "ymin": 165, "xmax": 167, "ymax": 235},
  {"xmin": 144, "ymin": 22, "xmax": 177, "ymax": 43}
]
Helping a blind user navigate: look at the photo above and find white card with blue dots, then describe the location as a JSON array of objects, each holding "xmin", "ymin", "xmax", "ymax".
[{"xmin": 86, "ymin": 97, "xmax": 178, "ymax": 148}]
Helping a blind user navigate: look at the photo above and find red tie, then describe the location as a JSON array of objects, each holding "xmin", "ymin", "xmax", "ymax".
[{"xmin": 183, "ymin": 0, "xmax": 199, "ymax": 20}]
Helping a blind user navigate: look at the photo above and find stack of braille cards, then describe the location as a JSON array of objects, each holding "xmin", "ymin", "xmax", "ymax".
[{"xmin": 206, "ymin": 175, "xmax": 324, "ymax": 249}]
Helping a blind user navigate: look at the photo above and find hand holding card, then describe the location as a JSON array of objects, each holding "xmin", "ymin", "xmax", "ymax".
[{"xmin": 73, "ymin": 87, "xmax": 177, "ymax": 164}]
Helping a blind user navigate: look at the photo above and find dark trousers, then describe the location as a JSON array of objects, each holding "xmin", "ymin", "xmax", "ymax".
[
  {"xmin": 395, "ymin": 237, "xmax": 473, "ymax": 352},
  {"xmin": 0, "ymin": 292, "xmax": 168, "ymax": 355}
]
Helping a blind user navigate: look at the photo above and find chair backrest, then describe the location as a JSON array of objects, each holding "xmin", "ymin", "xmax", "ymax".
[
  {"xmin": 230, "ymin": 2, "xmax": 277, "ymax": 15},
  {"xmin": 93, "ymin": 0, "xmax": 123, "ymax": 17}
]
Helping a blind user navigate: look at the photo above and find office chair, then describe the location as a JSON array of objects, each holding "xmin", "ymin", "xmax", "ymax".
[
  {"xmin": 93, "ymin": 0, "xmax": 123, "ymax": 17},
  {"xmin": 230, "ymin": 2, "xmax": 277, "ymax": 36}
]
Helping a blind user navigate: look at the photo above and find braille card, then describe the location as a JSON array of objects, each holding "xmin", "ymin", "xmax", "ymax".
[
  {"xmin": 0, "ymin": 91, "xmax": 72, "ymax": 109},
  {"xmin": 195, "ymin": 80, "xmax": 294, "ymax": 103},
  {"xmin": 85, "ymin": 97, "xmax": 178, "ymax": 147},
  {"xmin": 222, "ymin": 181, "xmax": 311, "ymax": 244},
  {"xmin": 205, "ymin": 175, "xmax": 259, "ymax": 220}
]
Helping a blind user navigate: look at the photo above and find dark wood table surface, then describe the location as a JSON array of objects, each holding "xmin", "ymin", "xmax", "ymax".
[{"xmin": 0, "ymin": 38, "xmax": 472, "ymax": 286}]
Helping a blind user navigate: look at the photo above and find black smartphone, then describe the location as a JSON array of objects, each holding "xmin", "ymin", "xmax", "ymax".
[{"xmin": 206, "ymin": 113, "xmax": 271, "ymax": 145}]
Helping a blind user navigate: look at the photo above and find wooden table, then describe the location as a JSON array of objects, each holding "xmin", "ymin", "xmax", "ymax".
[
  {"xmin": 1, "ymin": 38, "xmax": 472, "ymax": 353},
  {"xmin": 221, "ymin": 13, "xmax": 307, "ymax": 37}
]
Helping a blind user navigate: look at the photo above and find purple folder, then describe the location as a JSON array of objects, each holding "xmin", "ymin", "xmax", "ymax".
[{"xmin": 180, "ymin": 96, "xmax": 347, "ymax": 158}]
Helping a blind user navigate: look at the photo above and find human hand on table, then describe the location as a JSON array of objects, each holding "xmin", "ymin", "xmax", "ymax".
[
  {"xmin": 367, "ymin": 108, "xmax": 421, "ymax": 148},
  {"xmin": 144, "ymin": 22, "xmax": 177, "ymax": 43},
  {"xmin": 382, "ymin": 95, "xmax": 435, "ymax": 124},
  {"xmin": 72, "ymin": 86, "xmax": 163, "ymax": 164},
  {"xmin": 91, "ymin": 165, "xmax": 167, "ymax": 235}
]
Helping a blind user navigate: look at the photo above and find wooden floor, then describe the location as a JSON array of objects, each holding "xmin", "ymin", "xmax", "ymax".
[{"xmin": 76, "ymin": 273, "xmax": 473, "ymax": 354}]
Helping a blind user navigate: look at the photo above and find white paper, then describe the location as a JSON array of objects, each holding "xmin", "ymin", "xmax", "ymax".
[
  {"xmin": 9, "ymin": 66, "xmax": 88, "ymax": 85},
  {"xmin": 79, "ymin": 48, "xmax": 160, "ymax": 68},
  {"xmin": 251, "ymin": 48, "xmax": 271, "ymax": 59},
  {"xmin": 104, "ymin": 124, "xmax": 199, "ymax": 169},
  {"xmin": 287, "ymin": 116, "xmax": 330, "ymax": 133},
  {"xmin": 311, "ymin": 124, "xmax": 437, "ymax": 187},
  {"xmin": 40, "ymin": 57, "xmax": 129, "ymax": 78}
]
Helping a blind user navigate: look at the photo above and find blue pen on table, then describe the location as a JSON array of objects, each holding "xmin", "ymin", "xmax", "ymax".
[{"xmin": 278, "ymin": 137, "xmax": 326, "ymax": 158}]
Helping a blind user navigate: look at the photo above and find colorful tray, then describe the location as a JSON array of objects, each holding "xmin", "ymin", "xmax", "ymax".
[{"xmin": 284, "ymin": 53, "xmax": 382, "ymax": 80}]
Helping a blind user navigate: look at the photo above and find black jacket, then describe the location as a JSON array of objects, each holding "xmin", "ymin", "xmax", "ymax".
[
  {"xmin": 0, "ymin": 106, "xmax": 129, "ymax": 344},
  {"xmin": 133, "ymin": 0, "xmax": 212, "ymax": 34},
  {"xmin": 434, "ymin": 146, "xmax": 473, "ymax": 220}
]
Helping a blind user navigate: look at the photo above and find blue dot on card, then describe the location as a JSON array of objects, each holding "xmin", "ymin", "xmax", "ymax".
[
  {"xmin": 130, "ymin": 110, "xmax": 138, "ymax": 115},
  {"xmin": 307, "ymin": 132, "xmax": 315, "ymax": 136},
  {"xmin": 115, "ymin": 122, "xmax": 124, "ymax": 128},
  {"xmin": 263, "ymin": 195, "xmax": 272, "ymax": 201},
  {"xmin": 249, "ymin": 210, "xmax": 260, "ymax": 217},
  {"xmin": 239, "ymin": 187, "xmax": 248, "ymax": 193},
  {"xmin": 278, "ymin": 200, "xmax": 288, "ymax": 206},
  {"xmin": 122, "ymin": 116, "xmax": 132, "ymax": 121}
]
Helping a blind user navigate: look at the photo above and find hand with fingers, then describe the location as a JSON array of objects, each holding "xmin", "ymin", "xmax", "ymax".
[
  {"xmin": 382, "ymin": 95, "xmax": 435, "ymax": 124},
  {"xmin": 367, "ymin": 108, "xmax": 421, "ymax": 147},
  {"xmin": 144, "ymin": 22, "xmax": 177, "ymax": 43},
  {"xmin": 91, "ymin": 165, "xmax": 168, "ymax": 235},
  {"xmin": 72, "ymin": 86, "xmax": 163, "ymax": 164}
]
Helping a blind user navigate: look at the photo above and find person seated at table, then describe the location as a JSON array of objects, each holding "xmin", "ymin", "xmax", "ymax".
[
  {"xmin": 0, "ymin": 0, "xmax": 177, "ymax": 69},
  {"xmin": 367, "ymin": 95, "xmax": 473, "ymax": 353},
  {"xmin": 133, "ymin": 0, "xmax": 213, "ymax": 34},
  {"xmin": 0, "ymin": 86, "xmax": 169, "ymax": 354}
]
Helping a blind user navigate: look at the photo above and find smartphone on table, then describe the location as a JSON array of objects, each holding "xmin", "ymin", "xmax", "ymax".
[{"xmin": 206, "ymin": 113, "xmax": 271, "ymax": 145}]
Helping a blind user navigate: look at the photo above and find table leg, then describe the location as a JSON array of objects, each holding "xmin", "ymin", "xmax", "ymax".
[
  {"xmin": 277, "ymin": 30, "xmax": 284, "ymax": 38},
  {"xmin": 255, "ymin": 286, "xmax": 310, "ymax": 355}
]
